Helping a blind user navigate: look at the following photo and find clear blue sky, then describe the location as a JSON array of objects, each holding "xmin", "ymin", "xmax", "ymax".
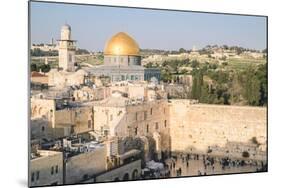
[{"xmin": 30, "ymin": 1, "xmax": 267, "ymax": 51}]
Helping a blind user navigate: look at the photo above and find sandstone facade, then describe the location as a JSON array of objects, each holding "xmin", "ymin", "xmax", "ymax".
[
  {"xmin": 65, "ymin": 146, "xmax": 107, "ymax": 184},
  {"xmin": 30, "ymin": 150, "xmax": 63, "ymax": 186},
  {"xmin": 169, "ymin": 100, "xmax": 267, "ymax": 160}
]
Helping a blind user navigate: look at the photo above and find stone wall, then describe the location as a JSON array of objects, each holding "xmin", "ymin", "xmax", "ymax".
[
  {"xmin": 30, "ymin": 150, "xmax": 63, "ymax": 187},
  {"xmin": 31, "ymin": 76, "xmax": 49, "ymax": 84},
  {"xmin": 65, "ymin": 147, "xmax": 107, "ymax": 184},
  {"xmin": 169, "ymin": 100, "xmax": 267, "ymax": 160},
  {"xmin": 30, "ymin": 117, "xmax": 49, "ymax": 140},
  {"xmin": 125, "ymin": 100, "xmax": 170, "ymax": 152},
  {"xmin": 73, "ymin": 87, "xmax": 111, "ymax": 101},
  {"xmin": 55, "ymin": 106, "xmax": 94, "ymax": 134},
  {"xmin": 48, "ymin": 69, "xmax": 87, "ymax": 87},
  {"xmin": 31, "ymin": 98, "xmax": 56, "ymax": 128},
  {"xmin": 95, "ymin": 159, "xmax": 141, "ymax": 182},
  {"xmin": 93, "ymin": 100, "xmax": 170, "ymax": 153}
]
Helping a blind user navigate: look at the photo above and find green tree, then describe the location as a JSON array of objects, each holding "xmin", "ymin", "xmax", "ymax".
[
  {"xmin": 191, "ymin": 60, "xmax": 199, "ymax": 68},
  {"xmin": 179, "ymin": 48, "xmax": 186, "ymax": 53},
  {"xmin": 191, "ymin": 70, "xmax": 203, "ymax": 99},
  {"xmin": 39, "ymin": 64, "xmax": 51, "ymax": 73},
  {"xmin": 242, "ymin": 67, "xmax": 261, "ymax": 106},
  {"xmin": 161, "ymin": 70, "xmax": 172, "ymax": 83},
  {"xmin": 256, "ymin": 64, "xmax": 267, "ymax": 105},
  {"xmin": 30, "ymin": 63, "xmax": 38, "ymax": 72}
]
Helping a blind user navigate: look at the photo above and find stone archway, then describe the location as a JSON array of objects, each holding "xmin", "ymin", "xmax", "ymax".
[
  {"xmin": 131, "ymin": 169, "xmax": 138, "ymax": 180},
  {"xmin": 123, "ymin": 173, "xmax": 129, "ymax": 181},
  {"xmin": 32, "ymin": 106, "xmax": 37, "ymax": 116},
  {"xmin": 139, "ymin": 136, "xmax": 150, "ymax": 161}
]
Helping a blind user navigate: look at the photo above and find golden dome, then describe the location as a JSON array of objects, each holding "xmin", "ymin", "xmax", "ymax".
[{"xmin": 104, "ymin": 32, "xmax": 140, "ymax": 56}]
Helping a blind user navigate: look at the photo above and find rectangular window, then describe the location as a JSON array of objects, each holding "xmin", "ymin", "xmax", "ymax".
[
  {"xmin": 135, "ymin": 112, "xmax": 138, "ymax": 121},
  {"xmin": 55, "ymin": 165, "xmax": 58, "ymax": 173},
  {"xmin": 150, "ymin": 108, "xmax": 153, "ymax": 115},
  {"xmin": 164, "ymin": 120, "xmax": 167, "ymax": 128},
  {"xmin": 88, "ymin": 120, "xmax": 92, "ymax": 128},
  {"xmin": 36, "ymin": 171, "xmax": 40, "ymax": 180},
  {"xmin": 155, "ymin": 122, "xmax": 159, "ymax": 130},
  {"xmin": 51, "ymin": 166, "xmax": 54, "ymax": 175},
  {"xmin": 135, "ymin": 127, "xmax": 138, "ymax": 135},
  {"xmin": 31, "ymin": 172, "xmax": 35, "ymax": 182},
  {"xmin": 146, "ymin": 124, "xmax": 149, "ymax": 133},
  {"xmin": 144, "ymin": 111, "xmax": 147, "ymax": 120}
]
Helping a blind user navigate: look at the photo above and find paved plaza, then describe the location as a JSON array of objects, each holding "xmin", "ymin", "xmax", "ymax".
[{"xmin": 167, "ymin": 155, "xmax": 264, "ymax": 177}]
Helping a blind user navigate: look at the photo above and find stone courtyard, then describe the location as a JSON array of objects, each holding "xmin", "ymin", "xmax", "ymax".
[{"xmin": 161, "ymin": 154, "xmax": 266, "ymax": 179}]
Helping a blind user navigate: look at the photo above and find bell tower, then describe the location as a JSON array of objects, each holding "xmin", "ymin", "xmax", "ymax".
[{"xmin": 58, "ymin": 24, "xmax": 76, "ymax": 72}]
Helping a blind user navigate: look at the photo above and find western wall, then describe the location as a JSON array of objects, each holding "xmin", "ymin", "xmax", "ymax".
[{"xmin": 168, "ymin": 100, "xmax": 267, "ymax": 161}]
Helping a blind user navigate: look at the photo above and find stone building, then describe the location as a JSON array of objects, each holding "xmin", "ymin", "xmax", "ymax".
[
  {"xmin": 31, "ymin": 71, "xmax": 48, "ymax": 84},
  {"xmin": 94, "ymin": 160, "xmax": 141, "ymax": 182},
  {"xmin": 47, "ymin": 24, "xmax": 89, "ymax": 87},
  {"xmin": 65, "ymin": 143, "xmax": 107, "ymax": 184},
  {"xmin": 92, "ymin": 92, "xmax": 170, "ymax": 160},
  {"xmin": 31, "ymin": 98, "xmax": 56, "ymax": 127},
  {"xmin": 48, "ymin": 69, "xmax": 89, "ymax": 87},
  {"xmin": 31, "ymin": 97, "xmax": 96, "ymax": 139},
  {"xmin": 30, "ymin": 117, "xmax": 49, "ymax": 140},
  {"xmin": 29, "ymin": 150, "xmax": 63, "ymax": 187},
  {"xmin": 73, "ymin": 86, "xmax": 111, "ymax": 102}
]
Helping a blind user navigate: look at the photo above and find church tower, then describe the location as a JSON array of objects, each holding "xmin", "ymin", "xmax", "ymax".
[{"xmin": 58, "ymin": 24, "xmax": 76, "ymax": 72}]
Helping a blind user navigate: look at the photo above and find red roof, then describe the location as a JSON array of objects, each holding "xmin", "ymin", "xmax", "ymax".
[{"xmin": 31, "ymin": 71, "xmax": 46, "ymax": 77}]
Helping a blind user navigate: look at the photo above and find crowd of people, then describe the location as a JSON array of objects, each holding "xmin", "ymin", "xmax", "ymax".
[{"xmin": 163, "ymin": 153, "xmax": 267, "ymax": 177}]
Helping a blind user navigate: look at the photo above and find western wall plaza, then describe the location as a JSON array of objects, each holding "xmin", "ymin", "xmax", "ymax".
[{"xmin": 29, "ymin": 24, "xmax": 267, "ymax": 187}]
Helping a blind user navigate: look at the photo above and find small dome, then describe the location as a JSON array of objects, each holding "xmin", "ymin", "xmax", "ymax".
[
  {"xmin": 61, "ymin": 24, "xmax": 71, "ymax": 30},
  {"xmin": 104, "ymin": 32, "xmax": 140, "ymax": 56}
]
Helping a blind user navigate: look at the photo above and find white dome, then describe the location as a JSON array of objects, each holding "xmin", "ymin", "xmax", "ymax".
[{"xmin": 61, "ymin": 24, "xmax": 71, "ymax": 30}]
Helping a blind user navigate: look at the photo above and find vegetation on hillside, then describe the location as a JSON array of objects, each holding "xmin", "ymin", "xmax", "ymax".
[
  {"xmin": 144, "ymin": 45, "xmax": 267, "ymax": 107},
  {"xmin": 31, "ymin": 48, "xmax": 58, "ymax": 57},
  {"xmin": 188, "ymin": 63, "xmax": 267, "ymax": 106}
]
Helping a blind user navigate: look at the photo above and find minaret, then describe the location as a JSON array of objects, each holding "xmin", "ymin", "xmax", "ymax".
[{"xmin": 58, "ymin": 24, "xmax": 76, "ymax": 72}]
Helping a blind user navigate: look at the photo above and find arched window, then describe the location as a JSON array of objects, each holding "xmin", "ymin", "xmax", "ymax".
[{"xmin": 132, "ymin": 169, "xmax": 138, "ymax": 180}]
